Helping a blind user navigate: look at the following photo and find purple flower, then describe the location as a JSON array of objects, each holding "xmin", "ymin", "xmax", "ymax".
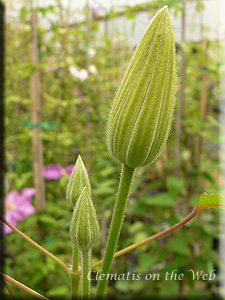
[
  {"xmin": 65, "ymin": 164, "xmax": 90, "ymax": 174},
  {"xmin": 91, "ymin": 5, "xmax": 103, "ymax": 14},
  {"xmin": 65, "ymin": 164, "xmax": 74, "ymax": 174},
  {"xmin": 42, "ymin": 164, "xmax": 62, "ymax": 180},
  {"xmin": 4, "ymin": 188, "xmax": 36, "ymax": 234},
  {"xmin": 69, "ymin": 66, "xmax": 88, "ymax": 81}
]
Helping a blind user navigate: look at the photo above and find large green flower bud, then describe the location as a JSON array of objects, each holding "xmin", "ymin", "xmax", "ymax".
[
  {"xmin": 106, "ymin": 6, "xmax": 176, "ymax": 168},
  {"xmin": 70, "ymin": 187, "xmax": 99, "ymax": 250},
  {"xmin": 66, "ymin": 155, "xmax": 91, "ymax": 207}
]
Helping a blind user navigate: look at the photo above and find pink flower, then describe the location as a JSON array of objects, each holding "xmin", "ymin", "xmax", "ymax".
[
  {"xmin": 45, "ymin": 56, "xmax": 58, "ymax": 72},
  {"xmin": 45, "ymin": 65, "xmax": 58, "ymax": 72},
  {"xmin": 69, "ymin": 66, "xmax": 88, "ymax": 81},
  {"xmin": 42, "ymin": 164, "xmax": 62, "ymax": 180},
  {"xmin": 47, "ymin": 57, "xmax": 56, "ymax": 62},
  {"xmin": 4, "ymin": 188, "xmax": 36, "ymax": 234},
  {"xmin": 74, "ymin": 88, "xmax": 82, "ymax": 98},
  {"xmin": 43, "ymin": 164, "xmax": 90, "ymax": 180}
]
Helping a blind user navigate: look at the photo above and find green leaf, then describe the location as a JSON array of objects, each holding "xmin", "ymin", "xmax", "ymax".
[
  {"xmin": 201, "ymin": 172, "xmax": 215, "ymax": 184},
  {"xmin": 166, "ymin": 176, "xmax": 185, "ymax": 196},
  {"xmin": 159, "ymin": 279, "xmax": 179, "ymax": 297},
  {"xmin": 168, "ymin": 234, "xmax": 191, "ymax": 256},
  {"xmin": 99, "ymin": 166, "xmax": 116, "ymax": 176},
  {"xmin": 93, "ymin": 187, "xmax": 115, "ymax": 196},
  {"xmin": 128, "ymin": 221, "xmax": 143, "ymax": 234},
  {"xmin": 47, "ymin": 285, "xmax": 70, "ymax": 297},
  {"xmin": 129, "ymin": 280, "xmax": 146, "ymax": 292},
  {"xmin": 133, "ymin": 232, "xmax": 149, "ymax": 244},
  {"xmin": 142, "ymin": 193, "xmax": 175, "ymax": 207},
  {"xmin": 115, "ymin": 281, "xmax": 130, "ymax": 292},
  {"xmin": 197, "ymin": 193, "xmax": 225, "ymax": 210},
  {"xmin": 39, "ymin": 215, "xmax": 57, "ymax": 226},
  {"xmin": 138, "ymin": 252, "xmax": 161, "ymax": 272},
  {"xmin": 169, "ymin": 254, "xmax": 189, "ymax": 268}
]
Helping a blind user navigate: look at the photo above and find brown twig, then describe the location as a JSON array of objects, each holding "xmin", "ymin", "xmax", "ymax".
[
  {"xmin": 91, "ymin": 207, "xmax": 201, "ymax": 270},
  {"xmin": 2, "ymin": 272, "xmax": 49, "ymax": 300},
  {"xmin": 0, "ymin": 216, "xmax": 70, "ymax": 273},
  {"xmin": 2, "ymin": 277, "xmax": 18, "ymax": 300}
]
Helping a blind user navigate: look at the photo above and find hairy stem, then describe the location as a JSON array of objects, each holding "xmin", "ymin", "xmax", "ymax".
[
  {"xmin": 95, "ymin": 164, "xmax": 135, "ymax": 299},
  {"xmin": 81, "ymin": 248, "xmax": 91, "ymax": 299},
  {"xmin": 70, "ymin": 245, "xmax": 80, "ymax": 299}
]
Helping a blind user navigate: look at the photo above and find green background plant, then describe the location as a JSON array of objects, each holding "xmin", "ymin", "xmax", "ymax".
[{"xmin": 4, "ymin": 0, "xmax": 222, "ymax": 298}]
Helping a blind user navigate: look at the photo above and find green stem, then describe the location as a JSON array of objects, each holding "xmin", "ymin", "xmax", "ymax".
[
  {"xmin": 72, "ymin": 245, "xmax": 79, "ymax": 272},
  {"xmin": 95, "ymin": 164, "xmax": 135, "ymax": 299},
  {"xmin": 81, "ymin": 248, "xmax": 91, "ymax": 299},
  {"xmin": 71, "ymin": 273, "xmax": 80, "ymax": 300},
  {"xmin": 71, "ymin": 245, "xmax": 80, "ymax": 299}
]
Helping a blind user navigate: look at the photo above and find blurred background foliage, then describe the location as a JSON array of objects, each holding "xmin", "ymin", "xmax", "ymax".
[{"xmin": 4, "ymin": 0, "xmax": 223, "ymax": 298}]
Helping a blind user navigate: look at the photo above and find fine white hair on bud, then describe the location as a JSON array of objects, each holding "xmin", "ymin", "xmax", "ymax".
[
  {"xmin": 70, "ymin": 187, "xmax": 99, "ymax": 250},
  {"xmin": 66, "ymin": 155, "xmax": 91, "ymax": 207},
  {"xmin": 106, "ymin": 6, "xmax": 176, "ymax": 168}
]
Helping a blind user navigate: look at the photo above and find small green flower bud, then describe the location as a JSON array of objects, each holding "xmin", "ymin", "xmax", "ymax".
[
  {"xmin": 70, "ymin": 187, "xmax": 99, "ymax": 250},
  {"xmin": 66, "ymin": 155, "xmax": 91, "ymax": 207},
  {"xmin": 106, "ymin": 6, "xmax": 176, "ymax": 168}
]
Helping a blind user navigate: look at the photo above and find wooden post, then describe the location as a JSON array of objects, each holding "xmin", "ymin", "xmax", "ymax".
[
  {"xmin": 194, "ymin": 44, "xmax": 208, "ymax": 166},
  {"xmin": 30, "ymin": 0, "xmax": 45, "ymax": 211},
  {"xmin": 174, "ymin": 0, "xmax": 186, "ymax": 175},
  {"xmin": 194, "ymin": 5, "xmax": 209, "ymax": 168},
  {"xmin": 84, "ymin": 0, "xmax": 91, "ymax": 164},
  {"xmin": 57, "ymin": 0, "xmax": 71, "ymax": 120}
]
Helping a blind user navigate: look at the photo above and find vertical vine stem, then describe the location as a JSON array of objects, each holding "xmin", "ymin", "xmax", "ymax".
[
  {"xmin": 95, "ymin": 164, "xmax": 135, "ymax": 299},
  {"xmin": 70, "ymin": 245, "xmax": 80, "ymax": 299},
  {"xmin": 81, "ymin": 248, "xmax": 91, "ymax": 299}
]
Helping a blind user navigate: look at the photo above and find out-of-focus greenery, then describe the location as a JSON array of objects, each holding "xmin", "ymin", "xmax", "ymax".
[{"xmin": 5, "ymin": 0, "xmax": 222, "ymax": 299}]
